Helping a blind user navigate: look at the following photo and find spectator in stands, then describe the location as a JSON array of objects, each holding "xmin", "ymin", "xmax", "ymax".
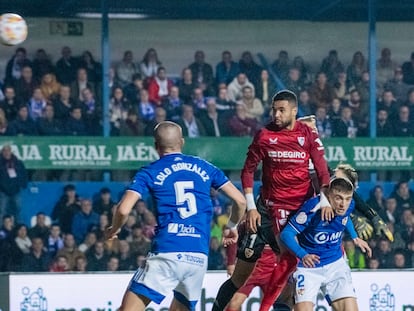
[
  {"xmin": 354, "ymin": 70, "xmax": 370, "ymax": 105},
  {"xmin": 343, "ymin": 238, "xmax": 366, "ymax": 269},
  {"xmin": 366, "ymin": 185, "xmax": 388, "ymax": 220},
  {"xmin": 73, "ymin": 254, "xmax": 87, "ymax": 272},
  {"xmin": 79, "ymin": 50, "xmax": 102, "ymax": 83},
  {"xmin": 10, "ymin": 105, "xmax": 38, "ymax": 136},
  {"xmin": 376, "ymin": 109, "xmax": 394, "ymax": 137},
  {"xmin": 20, "ymin": 236, "xmax": 50, "ymax": 272},
  {"xmin": 347, "ymin": 51, "xmax": 367, "ymax": 88},
  {"xmin": 70, "ymin": 67, "xmax": 96, "ymax": 103},
  {"xmin": 0, "ymin": 215, "xmax": 14, "ymax": 271},
  {"xmin": 320, "ymin": 49, "xmax": 345, "ymax": 85},
  {"xmin": 392, "ymin": 249, "xmax": 409, "ymax": 269},
  {"xmin": 144, "ymin": 106, "xmax": 167, "ymax": 136},
  {"xmin": 198, "ymin": 97, "xmax": 229, "ymax": 137},
  {"xmin": 367, "ymin": 256, "xmax": 380, "ymax": 270},
  {"xmin": 227, "ymin": 72, "xmax": 255, "ymax": 103},
  {"xmin": 385, "ymin": 197, "xmax": 398, "ymax": 224},
  {"xmin": 228, "ymin": 102, "xmax": 260, "ymax": 137},
  {"xmin": 147, "ymin": 66, "xmax": 174, "ymax": 106},
  {"xmin": 191, "ymin": 87, "xmax": 207, "ymax": 113},
  {"xmin": 238, "ymin": 51, "xmax": 263, "ymax": 91},
  {"xmin": 255, "ymin": 69, "xmax": 276, "ymax": 112},
  {"xmin": 64, "ymin": 105, "xmax": 89, "ymax": 136},
  {"xmin": 14, "ymin": 64, "xmax": 39, "ymax": 104},
  {"xmin": 292, "ymin": 56, "xmax": 311, "ymax": 86},
  {"xmin": 178, "ymin": 68, "xmax": 197, "ymax": 105},
  {"xmin": 107, "ymin": 66, "xmax": 119, "ymax": 92},
  {"xmin": 123, "ymin": 73, "xmax": 143, "ymax": 105},
  {"xmin": 346, "ymin": 89, "xmax": 369, "ymax": 137},
  {"xmin": 56, "ymin": 233, "xmax": 83, "ymax": 270},
  {"xmin": 71, "ymin": 198, "xmax": 100, "ymax": 244},
  {"xmin": 119, "ymin": 109, "xmax": 145, "ymax": 137},
  {"xmin": 333, "ymin": 71, "xmax": 349, "ymax": 101},
  {"xmin": 13, "ymin": 223, "xmax": 31, "ymax": 255},
  {"xmin": 49, "ymin": 254, "xmax": 70, "ymax": 272},
  {"xmin": 109, "ymin": 86, "xmax": 131, "ymax": 136},
  {"xmin": 390, "ymin": 181, "xmax": 414, "ymax": 213},
  {"xmin": 237, "ymin": 85, "xmax": 264, "ymax": 122},
  {"xmin": 176, "ymin": 104, "xmax": 206, "ymax": 137},
  {"xmin": 55, "ymin": 46, "xmax": 78, "ymax": 84},
  {"xmin": 271, "ymin": 50, "xmax": 290, "ymax": 83},
  {"xmin": 331, "ymin": 106, "xmax": 357, "ymax": 138},
  {"xmin": 162, "ymin": 86, "xmax": 183, "ymax": 121},
  {"xmin": 377, "ymin": 48, "xmax": 398, "ymax": 88},
  {"xmin": 118, "ymin": 214, "xmax": 137, "ymax": 240},
  {"xmin": 407, "ymin": 240, "xmax": 414, "ymax": 269},
  {"xmin": 51, "ymin": 184, "xmax": 80, "ymax": 234},
  {"xmin": 216, "ymin": 85, "xmax": 236, "ymax": 111},
  {"xmin": 53, "ymin": 85, "xmax": 74, "ymax": 121},
  {"xmin": 216, "ymin": 50, "xmax": 240, "ymax": 85},
  {"xmin": 297, "ymin": 89, "xmax": 314, "ymax": 117},
  {"xmin": 308, "ymin": 71, "xmax": 335, "ymax": 110},
  {"xmin": 86, "ymin": 240, "xmax": 108, "ymax": 271},
  {"xmin": 117, "ymin": 239, "xmax": 135, "ymax": 271},
  {"xmin": 128, "ymin": 225, "xmax": 151, "ymax": 256},
  {"xmin": 133, "ymin": 199, "xmax": 153, "ymax": 223},
  {"xmin": 0, "ymin": 214, "xmax": 14, "ymax": 240},
  {"xmin": 385, "ymin": 67, "xmax": 411, "ymax": 103},
  {"xmin": 93, "ymin": 187, "xmax": 115, "ymax": 218},
  {"xmin": 285, "ymin": 67, "xmax": 305, "ymax": 97},
  {"xmin": 189, "ymin": 50, "xmax": 215, "ymax": 96},
  {"xmin": 0, "ymin": 108, "xmax": 14, "ymax": 136},
  {"xmin": 139, "ymin": 48, "xmax": 161, "ymax": 80},
  {"xmin": 374, "ymin": 238, "xmax": 393, "ymax": 268},
  {"xmin": 405, "ymin": 88, "xmax": 414, "ymax": 121},
  {"xmin": 28, "ymin": 212, "xmax": 50, "ymax": 243},
  {"xmin": 135, "ymin": 253, "xmax": 147, "ymax": 269},
  {"xmin": 208, "ymin": 236, "xmax": 225, "ymax": 270},
  {"xmin": 377, "ymin": 89, "xmax": 399, "ymax": 123},
  {"xmin": 5, "ymin": 47, "xmax": 32, "ymax": 86},
  {"xmin": 393, "ymin": 105, "xmax": 414, "ymax": 137},
  {"xmin": 28, "ymin": 87, "xmax": 47, "ymax": 120},
  {"xmin": 314, "ymin": 106, "xmax": 332, "ymax": 139},
  {"xmin": 80, "ymin": 87, "xmax": 102, "ymax": 135},
  {"xmin": 106, "ymin": 255, "xmax": 120, "ymax": 272},
  {"xmin": 116, "ymin": 50, "xmax": 138, "ymax": 88},
  {"xmin": 32, "ymin": 49, "xmax": 55, "ymax": 82},
  {"xmin": 402, "ymin": 52, "xmax": 414, "ymax": 85},
  {"xmin": 394, "ymin": 209, "xmax": 414, "ymax": 247},
  {"xmin": 46, "ymin": 224, "xmax": 64, "ymax": 258},
  {"xmin": 78, "ymin": 231, "xmax": 97, "ymax": 253},
  {"xmin": 137, "ymin": 88, "xmax": 155, "ymax": 124},
  {"xmin": 0, "ymin": 85, "xmax": 21, "ymax": 121},
  {"xmin": 0, "ymin": 145, "xmax": 28, "ymax": 223}
]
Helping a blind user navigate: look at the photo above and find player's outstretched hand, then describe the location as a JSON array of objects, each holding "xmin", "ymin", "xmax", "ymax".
[
  {"xmin": 350, "ymin": 214, "xmax": 374, "ymax": 240},
  {"xmin": 246, "ymin": 209, "xmax": 261, "ymax": 233},
  {"xmin": 372, "ymin": 215, "xmax": 394, "ymax": 242},
  {"xmin": 301, "ymin": 254, "xmax": 320, "ymax": 268},
  {"xmin": 353, "ymin": 237, "xmax": 372, "ymax": 258},
  {"xmin": 222, "ymin": 228, "xmax": 239, "ymax": 247}
]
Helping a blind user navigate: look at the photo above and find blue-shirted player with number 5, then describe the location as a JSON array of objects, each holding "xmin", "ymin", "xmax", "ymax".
[
  {"xmin": 106, "ymin": 121, "xmax": 246, "ymax": 311},
  {"xmin": 280, "ymin": 177, "xmax": 372, "ymax": 311}
]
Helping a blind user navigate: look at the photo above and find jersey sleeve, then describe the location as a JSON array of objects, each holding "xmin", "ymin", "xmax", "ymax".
[
  {"xmin": 209, "ymin": 164, "xmax": 230, "ymax": 190},
  {"xmin": 306, "ymin": 127, "xmax": 330, "ymax": 187},
  {"xmin": 345, "ymin": 216, "xmax": 358, "ymax": 240},
  {"xmin": 241, "ymin": 130, "xmax": 266, "ymax": 189},
  {"xmin": 127, "ymin": 168, "xmax": 151, "ymax": 197}
]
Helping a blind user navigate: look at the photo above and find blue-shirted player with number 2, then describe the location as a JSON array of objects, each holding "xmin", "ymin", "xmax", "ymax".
[
  {"xmin": 280, "ymin": 177, "xmax": 372, "ymax": 311},
  {"xmin": 105, "ymin": 121, "xmax": 246, "ymax": 311}
]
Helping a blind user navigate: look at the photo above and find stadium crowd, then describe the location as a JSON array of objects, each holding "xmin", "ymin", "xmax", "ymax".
[
  {"xmin": 0, "ymin": 46, "xmax": 414, "ymax": 139},
  {"xmin": 0, "ymin": 46, "xmax": 413, "ymax": 274}
]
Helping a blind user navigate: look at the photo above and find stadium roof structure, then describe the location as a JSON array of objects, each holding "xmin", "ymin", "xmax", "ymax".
[{"xmin": 1, "ymin": 0, "xmax": 414, "ymax": 22}]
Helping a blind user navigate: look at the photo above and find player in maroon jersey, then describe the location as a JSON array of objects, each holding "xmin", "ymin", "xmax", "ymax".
[{"xmin": 213, "ymin": 90, "xmax": 331, "ymax": 311}]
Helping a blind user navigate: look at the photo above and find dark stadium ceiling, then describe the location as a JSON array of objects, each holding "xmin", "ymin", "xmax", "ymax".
[{"xmin": 1, "ymin": 0, "xmax": 414, "ymax": 21}]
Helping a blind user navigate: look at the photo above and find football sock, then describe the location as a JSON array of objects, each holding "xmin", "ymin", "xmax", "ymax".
[{"xmin": 212, "ymin": 279, "xmax": 239, "ymax": 311}]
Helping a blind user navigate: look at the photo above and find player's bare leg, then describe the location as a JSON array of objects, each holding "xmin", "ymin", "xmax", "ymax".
[
  {"xmin": 331, "ymin": 297, "xmax": 359, "ymax": 311},
  {"xmin": 170, "ymin": 297, "xmax": 192, "ymax": 311},
  {"xmin": 293, "ymin": 301, "xmax": 313, "ymax": 311},
  {"xmin": 118, "ymin": 291, "xmax": 151, "ymax": 311},
  {"xmin": 226, "ymin": 292, "xmax": 248, "ymax": 311}
]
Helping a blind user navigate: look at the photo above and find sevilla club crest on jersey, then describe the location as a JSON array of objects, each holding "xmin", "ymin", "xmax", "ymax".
[
  {"xmin": 244, "ymin": 248, "xmax": 254, "ymax": 258},
  {"xmin": 297, "ymin": 136, "xmax": 305, "ymax": 146}
]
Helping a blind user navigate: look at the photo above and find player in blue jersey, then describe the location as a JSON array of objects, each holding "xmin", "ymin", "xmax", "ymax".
[
  {"xmin": 105, "ymin": 121, "xmax": 246, "ymax": 311},
  {"xmin": 280, "ymin": 177, "xmax": 372, "ymax": 311}
]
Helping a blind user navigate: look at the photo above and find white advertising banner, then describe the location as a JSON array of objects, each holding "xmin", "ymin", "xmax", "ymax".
[{"xmin": 5, "ymin": 271, "xmax": 414, "ymax": 311}]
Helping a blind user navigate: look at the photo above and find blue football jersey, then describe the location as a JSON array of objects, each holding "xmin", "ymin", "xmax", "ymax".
[
  {"xmin": 287, "ymin": 196, "xmax": 355, "ymax": 267},
  {"xmin": 128, "ymin": 153, "xmax": 229, "ymax": 255}
]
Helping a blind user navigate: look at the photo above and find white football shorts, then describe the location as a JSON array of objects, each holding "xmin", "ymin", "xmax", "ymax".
[
  {"xmin": 128, "ymin": 252, "xmax": 208, "ymax": 310},
  {"xmin": 293, "ymin": 256, "xmax": 356, "ymax": 305}
]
